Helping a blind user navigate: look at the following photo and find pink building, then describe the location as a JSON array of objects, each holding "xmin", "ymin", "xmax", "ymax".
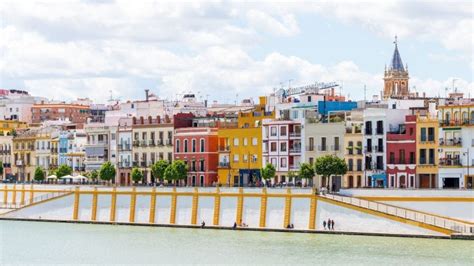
[{"xmin": 386, "ymin": 115, "xmax": 417, "ymax": 188}]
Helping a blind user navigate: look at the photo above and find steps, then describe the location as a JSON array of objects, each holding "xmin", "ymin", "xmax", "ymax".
[{"xmin": 320, "ymin": 193, "xmax": 473, "ymax": 235}]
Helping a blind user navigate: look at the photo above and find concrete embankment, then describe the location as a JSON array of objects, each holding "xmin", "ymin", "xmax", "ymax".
[{"xmin": 2, "ymin": 185, "xmax": 469, "ymax": 237}]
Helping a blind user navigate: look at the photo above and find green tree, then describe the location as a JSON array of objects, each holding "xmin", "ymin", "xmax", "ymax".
[
  {"xmin": 173, "ymin": 160, "xmax": 188, "ymax": 183},
  {"xmin": 87, "ymin": 170, "xmax": 98, "ymax": 181},
  {"xmin": 131, "ymin": 167, "xmax": 144, "ymax": 184},
  {"xmin": 313, "ymin": 155, "xmax": 347, "ymax": 187},
  {"xmin": 151, "ymin": 160, "xmax": 169, "ymax": 182},
  {"xmin": 56, "ymin": 164, "xmax": 73, "ymax": 178},
  {"xmin": 298, "ymin": 162, "xmax": 315, "ymax": 186},
  {"xmin": 261, "ymin": 163, "xmax": 276, "ymax": 184},
  {"xmin": 163, "ymin": 164, "xmax": 178, "ymax": 183},
  {"xmin": 34, "ymin": 167, "xmax": 45, "ymax": 181},
  {"xmin": 99, "ymin": 161, "xmax": 116, "ymax": 183}
]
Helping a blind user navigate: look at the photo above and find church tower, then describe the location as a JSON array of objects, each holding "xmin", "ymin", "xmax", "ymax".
[{"xmin": 383, "ymin": 37, "xmax": 409, "ymax": 99}]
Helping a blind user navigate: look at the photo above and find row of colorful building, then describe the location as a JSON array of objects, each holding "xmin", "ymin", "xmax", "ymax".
[{"xmin": 0, "ymin": 41, "xmax": 473, "ymax": 190}]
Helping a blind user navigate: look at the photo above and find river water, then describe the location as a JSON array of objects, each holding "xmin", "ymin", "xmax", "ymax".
[{"xmin": 0, "ymin": 220, "xmax": 472, "ymax": 265}]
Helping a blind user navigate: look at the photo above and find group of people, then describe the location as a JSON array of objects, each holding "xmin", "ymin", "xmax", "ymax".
[
  {"xmin": 286, "ymin": 224, "xmax": 295, "ymax": 229},
  {"xmin": 232, "ymin": 219, "xmax": 249, "ymax": 229},
  {"xmin": 323, "ymin": 218, "xmax": 335, "ymax": 230}
]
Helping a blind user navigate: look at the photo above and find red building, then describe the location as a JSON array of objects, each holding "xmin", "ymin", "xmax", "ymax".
[
  {"xmin": 174, "ymin": 126, "xmax": 218, "ymax": 186},
  {"xmin": 386, "ymin": 115, "xmax": 417, "ymax": 188},
  {"xmin": 31, "ymin": 103, "xmax": 90, "ymax": 128}
]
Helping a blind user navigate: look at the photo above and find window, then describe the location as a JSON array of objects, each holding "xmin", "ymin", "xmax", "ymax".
[
  {"xmin": 419, "ymin": 149, "xmax": 426, "ymax": 164},
  {"xmin": 270, "ymin": 142, "xmax": 277, "ymax": 152},
  {"xmin": 357, "ymin": 159, "xmax": 362, "ymax": 171},
  {"xmin": 280, "ymin": 158, "xmax": 287, "ymax": 168},
  {"xmin": 348, "ymin": 159, "xmax": 354, "ymax": 171},
  {"xmin": 429, "ymin": 149, "xmax": 435, "ymax": 164},
  {"xmin": 233, "ymin": 138, "xmax": 239, "ymax": 146},
  {"xmin": 309, "ymin": 157, "xmax": 314, "ymax": 165},
  {"xmin": 233, "ymin": 154, "xmax": 239, "ymax": 162},
  {"xmin": 320, "ymin": 137, "xmax": 326, "ymax": 151},
  {"xmin": 376, "ymin": 121, "xmax": 383, "ymax": 134},
  {"xmin": 399, "ymin": 149, "xmax": 405, "ymax": 164},
  {"xmin": 389, "ymin": 152, "xmax": 395, "ymax": 164},
  {"xmin": 252, "ymin": 155, "xmax": 258, "ymax": 163},
  {"xmin": 309, "ymin": 137, "xmax": 314, "ymax": 151},
  {"xmin": 200, "ymin": 139, "xmax": 205, "ymax": 152},
  {"xmin": 270, "ymin": 158, "xmax": 277, "ymax": 167},
  {"xmin": 409, "ymin": 152, "xmax": 415, "ymax": 164},
  {"xmin": 270, "ymin": 127, "xmax": 277, "ymax": 136},
  {"xmin": 409, "ymin": 127, "xmax": 414, "ymax": 136},
  {"xmin": 365, "ymin": 121, "xmax": 372, "ymax": 135},
  {"xmin": 280, "ymin": 142, "xmax": 287, "ymax": 152},
  {"xmin": 243, "ymin": 138, "xmax": 248, "ymax": 146},
  {"xmin": 420, "ymin": 128, "xmax": 427, "ymax": 142},
  {"xmin": 192, "ymin": 139, "xmax": 196, "ymax": 152},
  {"xmin": 243, "ymin": 154, "xmax": 248, "ymax": 162},
  {"xmin": 184, "ymin": 139, "xmax": 188, "ymax": 152},
  {"xmin": 200, "ymin": 160, "xmax": 205, "ymax": 171},
  {"xmin": 252, "ymin": 137, "xmax": 258, "ymax": 146},
  {"xmin": 428, "ymin": 127, "xmax": 435, "ymax": 141},
  {"xmin": 334, "ymin": 137, "xmax": 340, "ymax": 151},
  {"xmin": 280, "ymin": 126, "xmax": 287, "ymax": 136}
]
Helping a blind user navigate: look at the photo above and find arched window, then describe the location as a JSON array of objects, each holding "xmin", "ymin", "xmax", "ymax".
[
  {"xmin": 175, "ymin": 140, "xmax": 180, "ymax": 153},
  {"xmin": 192, "ymin": 139, "xmax": 196, "ymax": 152},
  {"xmin": 184, "ymin": 139, "xmax": 188, "ymax": 152},
  {"xmin": 445, "ymin": 112, "xmax": 451, "ymax": 122},
  {"xmin": 200, "ymin": 139, "xmax": 205, "ymax": 152},
  {"xmin": 454, "ymin": 111, "xmax": 459, "ymax": 122}
]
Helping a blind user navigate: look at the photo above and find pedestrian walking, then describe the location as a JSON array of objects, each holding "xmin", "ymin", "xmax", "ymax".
[
  {"xmin": 323, "ymin": 220, "xmax": 327, "ymax": 230},
  {"xmin": 331, "ymin": 220, "xmax": 335, "ymax": 230},
  {"xmin": 327, "ymin": 218, "xmax": 331, "ymax": 230}
]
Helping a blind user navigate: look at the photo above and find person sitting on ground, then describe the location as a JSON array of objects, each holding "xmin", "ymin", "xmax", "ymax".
[
  {"xmin": 286, "ymin": 224, "xmax": 291, "ymax": 229},
  {"xmin": 290, "ymin": 224, "xmax": 294, "ymax": 229},
  {"xmin": 201, "ymin": 221, "xmax": 205, "ymax": 228}
]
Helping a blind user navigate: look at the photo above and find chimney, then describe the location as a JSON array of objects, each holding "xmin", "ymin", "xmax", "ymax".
[{"xmin": 145, "ymin": 89, "xmax": 150, "ymax": 102}]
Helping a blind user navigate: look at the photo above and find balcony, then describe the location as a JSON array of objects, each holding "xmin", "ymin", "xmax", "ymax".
[
  {"xmin": 218, "ymin": 162, "xmax": 230, "ymax": 168},
  {"xmin": 218, "ymin": 145, "xmax": 231, "ymax": 152},
  {"xmin": 439, "ymin": 138, "xmax": 462, "ymax": 147},
  {"xmin": 376, "ymin": 128, "xmax": 384, "ymax": 135},
  {"xmin": 140, "ymin": 161, "xmax": 147, "ymax": 167},
  {"xmin": 365, "ymin": 128, "xmax": 372, "ymax": 135},
  {"xmin": 140, "ymin": 140, "xmax": 148, "ymax": 147},
  {"xmin": 331, "ymin": 145, "xmax": 340, "ymax": 151},
  {"xmin": 305, "ymin": 146, "xmax": 315, "ymax": 152},
  {"xmin": 133, "ymin": 140, "xmax": 140, "ymax": 147},
  {"xmin": 149, "ymin": 140, "xmax": 156, "ymax": 146},
  {"xmin": 156, "ymin": 139, "xmax": 164, "ymax": 146},
  {"xmin": 289, "ymin": 147, "xmax": 302, "ymax": 153},
  {"xmin": 439, "ymin": 158, "xmax": 462, "ymax": 167},
  {"xmin": 118, "ymin": 144, "xmax": 131, "ymax": 151},
  {"xmin": 318, "ymin": 145, "xmax": 327, "ymax": 152},
  {"xmin": 166, "ymin": 139, "xmax": 172, "ymax": 146},
  {"xmin": 440, "ymin": 119, "xmax": 474, "ymax": 127},
  {"xmin": 289, "ymin": 132, "xmax": 301, "ymax": 138}
]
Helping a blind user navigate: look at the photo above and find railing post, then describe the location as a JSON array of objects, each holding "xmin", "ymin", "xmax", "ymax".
[
  {"xmin": 91, "ymin": 187, "xmax": 98, "ymax": 221},
  {"xmin": 169, "ymin": 187, "xmax": 177, "ymax": 224},
  {"xmin": 29, "ymin": 184, "xmax": 34, "ymax": 204},
  {"xmin": 191, "ymin": 188, "xmax": 199, "ymax": 225},
  {"xmin": 213, "ymin": 187, "xmax": 221, "ymax": 226},
  {"xmin": 110, "ymin": 187, "xmax": 117, "ymax": 222},
  {"xmin": 236, "ymin": 187, "xmax": 244, "ymax": 226},
  {"xmin": 3, "ymin": 184, "xmax": 8, "ymax": 204},
  {"xmin": 12, "ymin": 184, "xmax": 16, "ymax": 205},
  {"xmin": 283, "ymin": 188, "xmax": 292, "ymax": 228},
  {"xmin": 72, "ymin": 186, "xmax": 80, "ymax": 220},
  {"xmin": 20, "ymin": 184, "xmax": 25, "ymax": 205},
  {"xmin": 259, "ymin": 188, "xmax": 267, "ymax": 228},
  {"xmin": 149, "ymin": 187, "xmax": 156, "ymax": 224},
  {"xmin": 129, "ymin": 187, "xmax": 137, "ymax": 223},
  {"xmin": 309, "ymin": 189, "xmax": 318, "ymax": 230}
]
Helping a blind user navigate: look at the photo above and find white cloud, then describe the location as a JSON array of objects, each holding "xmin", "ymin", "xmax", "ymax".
[{"xmin": 0, "ymin": 0, "xmax": 472, "ymax": 104}]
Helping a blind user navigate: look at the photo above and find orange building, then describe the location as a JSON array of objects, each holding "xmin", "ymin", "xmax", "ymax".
[{"xmin": 31, "ymin": 103, "xmax": 90, "ymax": 128}]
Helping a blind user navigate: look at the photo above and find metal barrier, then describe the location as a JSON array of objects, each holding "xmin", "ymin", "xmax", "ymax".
[{"xmin": 322, "ymin": 193, "xmax": 473, "ymax": 235}]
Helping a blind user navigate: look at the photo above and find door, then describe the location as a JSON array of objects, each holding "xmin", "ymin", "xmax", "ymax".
[
  {"xmin": 348, "ymin": 176, "xmax": 354, "ymax": 188},
  {"xmin": 443, "ymin": 178, "xmax": 459, "ymax": 189}
]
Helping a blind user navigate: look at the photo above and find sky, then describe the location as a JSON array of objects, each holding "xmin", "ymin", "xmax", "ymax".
[{"xmin": 0, "ymin": 0, "xmax": 473, "ymax": 104}]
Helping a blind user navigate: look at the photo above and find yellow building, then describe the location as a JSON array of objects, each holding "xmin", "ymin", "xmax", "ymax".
[
  {"xmin": 12, "ymin": 131, "xmax": 37, "ymax": 182},
  {"xmin": 217, "ymin": 97, "xmax": 274, "ymax": 186},
  {"xmin": 416, "ymin": 114, "xmax": 438, "ymax": 188},
  {"xmin": 0, "ymin": 120, "xmax": 27, "ymax": 136}
]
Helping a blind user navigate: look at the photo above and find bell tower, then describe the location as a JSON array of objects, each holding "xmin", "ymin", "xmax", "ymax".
[{"xmin": 383, "ymin": 36, "xmax": 409, "ymax": 99}]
